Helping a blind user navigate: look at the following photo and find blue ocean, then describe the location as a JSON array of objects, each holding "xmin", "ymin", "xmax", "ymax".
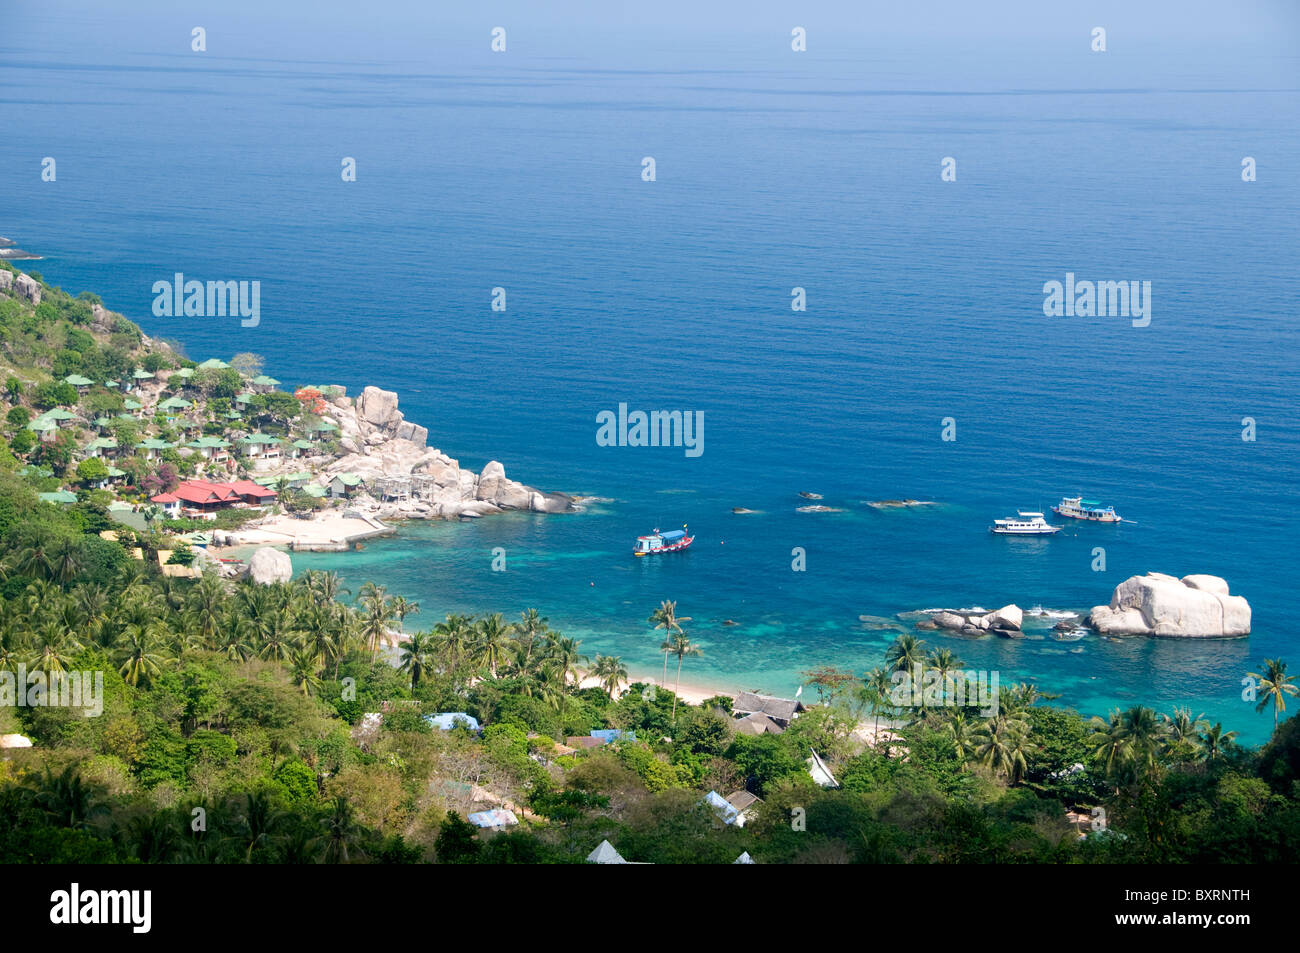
[{"xmin": 4, "ymin": 1, "xmax": 1298, "ymax": 742}]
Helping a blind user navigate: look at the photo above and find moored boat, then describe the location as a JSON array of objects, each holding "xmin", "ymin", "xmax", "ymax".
[
  {"xmin": 990, "ymin": 511, "xmax": 1061, "ymax": 535},
  {"xmin": 634, "ymin": 526, "xmax": 694, "ymax": 556},
  {"xmin": 1052, "ymin": 496, "xmax": 1122, "ymax": 522}
]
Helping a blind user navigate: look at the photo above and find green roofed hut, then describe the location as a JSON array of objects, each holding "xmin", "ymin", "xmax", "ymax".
[
  {"xmin": 157, "ymin": 396, "xmax": 192, "ymax": 412},
  {"xmin": 188, "ymin": 436, "xmax": 232, "ymax": 461},
  {"xmin": 328, "ymin": 472, "xmax": 364, "ymax": 498},
  {"xmin": 38, "ymin": 490, "xmax": 78, "ymax": 505},
  {"xmin": 136, "ymin": 437, "xmax": 175, "ymax": 461},
  {"xmin": 64, "ymin": 373, "xmax": 94, "ymax": 389},
  {"xmin": 86, "ymin": 437, "xmax": 118, "ymax": 458},
  {"xmin": 238, "ymin": 433, "xmax": 283, "ymax": 461},
  {"xmin": 196, "ymin": 358, "xmax": 229, "ymax": 370}
]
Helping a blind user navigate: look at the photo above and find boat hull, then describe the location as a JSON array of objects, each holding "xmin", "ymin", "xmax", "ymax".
[
  {"xmin": 634, "ymin": 536, "xmax": 694, "ymax": 556},
  {"xmin": 1052, "ymin": 506, "xmax": 1121, "ymax": 523}
]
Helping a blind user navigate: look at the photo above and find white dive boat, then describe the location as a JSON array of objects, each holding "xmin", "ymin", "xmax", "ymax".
[{"xmin": 990, "ymin": 511, "xmax": 1061, "ymax": 535}]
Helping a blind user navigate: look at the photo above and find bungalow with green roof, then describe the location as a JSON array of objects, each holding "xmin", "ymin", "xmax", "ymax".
[
  {"xmin": 196, "ymin": 358, "xmax": 229, "ymax": 370},
  {"xmin": 93, "ymin": 416, "xmax": 114, "ymax": 430},
  {"xmin": 188, "ymin": 435, "xmax": 232, "ymax": 462},
  {"xmin": 86, "ymin": 436, "xmax": 118, "ymax": 458},
  {"xmin": 289, "ymin": 438, "xmax": 314, "ymax": 458},
  {"xmin": 38, "ymin": 490, "xmax": 78, "ymax": 505},
  {"xmin": 64, "ymin": 373, "xmax": 94, "ymax": 390},
  {"xmin": 328, "ymin": 472, "xmax": 364, "ymax": 498},
  {"xmin": 136, "ymin": 437, "xmax": 175, "ymax": 461},
  {"xmin": 157, "ymin": 396, "xmax": 193, "ymax": 413},
  {"xmin": 172, "ymin": 367, "xmax": 195, "ymax": 381},
  {"xmin": 26, "ymin": 415, "xmax": 58, "ymax": 443},
  {"xmin": 123, "ymin": 398, "xmax": 144, "ymax": 417},
  {"xmin": 105, "ymin": 379, "xmax": 120, "ymax": 389},
  {"xmin": 127, "ymin": 369, "xmax": 155, "ymax": 392},
  {"xmin": 251, "ymin": 375, "xmax": 280, "ymax": 392},
  {"xmin": 302, "ymin": 483, "xmax": 327, "ymax": 498},
  {"xmin": 234, "ymin": 392, "xmax": 255, "ymax": 410},
  {"xmin": 238, "ymin": 433, "xmax": 283, "ymax": 462}
]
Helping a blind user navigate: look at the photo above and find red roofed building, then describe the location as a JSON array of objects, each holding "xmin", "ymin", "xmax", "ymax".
[
  {"xmin": 226, "ymin": 480, "xmax": 277, "ymax": 504},
  {"xmin": 151, "ymin": 479, "xmax": 277, "ymax": 514}
]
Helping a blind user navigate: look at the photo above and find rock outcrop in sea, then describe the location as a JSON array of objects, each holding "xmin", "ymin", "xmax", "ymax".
[
  {"xmin": 320, "ymin": 386, "xmax": 574, "ymax": 520},
  {"xmin": 927, "ymin": 604, "xmax": 1024, "ymax": 637},
  {"xmin": 1086, "ymin": 573, "xmax": 1251, "ymax": 638}
]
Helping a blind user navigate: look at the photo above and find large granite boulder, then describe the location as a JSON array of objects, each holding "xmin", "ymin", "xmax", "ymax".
[
  {"xmin": 0, "ymin": 271, "xmax": 12, "ymax": 292},
  {"xmin": 1088, "ymin": 573, "xmax": 1250, "ymax": 637},
  {"xmin": 14, "ymin": 273, "xmax": 40, "ymax": 304},
  {"xmin": 357, "ymin": 386, "xmax": 401, "ymax": 431},
  {"xmin": 247, "ymin": 547, "xmax": 293, "ymax": 585},
  {"xmin": 986, "ymin": 604, "xmax": 1023, "ymax": 632}
]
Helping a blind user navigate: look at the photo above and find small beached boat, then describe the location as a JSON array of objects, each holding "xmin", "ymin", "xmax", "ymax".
[
  {"xmin": 1052, "ymin": 496, "xmax": 1122, "ymax": 523},
  {"xmin": 990, "ymin": 511, "xmax": 1061, "ymax": 535},
  {"xmin": 634, "ymin": 526, "xmax": 694, "ymax": 556}
]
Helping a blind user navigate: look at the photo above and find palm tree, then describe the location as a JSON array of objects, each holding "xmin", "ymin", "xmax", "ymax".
[
  {"xmin": 1162, "ymin": 707, "xmax": 1208, "ymax": 761},
  {"xmin": 1088, "ymin": 705, "xmax": 1164, "ymax": 787},
  {"xmin": 650, "ymin": 600, "xmax": 691, "ymax": 687},
  {"xmin": 944, "ymin": 710, "xmax": 978, "ymax": 764},
  {"xmin": 47, "ymin": 537, "xmax": 83, "ymax": 586},
  {"xmin": 117, "ymin": 622, "xmax": 172, "ymax": 687},
  {"xmin": 399, "ymin": 630, "xmax": 436, "ymax": 689},
  {"xmin": 236, "ymin": 792, "xmax": 283, "ymax": 863},
  {"xmin": 288, "ymin": 645, "xmax": 323, "ymax": 696},
  {"xmin": 433, "ymin": 613, "xmax": 474, "ymax": 675},
  {"xmin": 357, "ymin": 582, "xmax": 394, "ymax": 661},
  {"xmin": 391, "ymin": 595, "xmax": 420, "ymax": 633},
  {"xmin": 860, "ymin": 666, "xmax": 898, "ymax": 740},
  {"xmin": 186, "ymin": 573, "xmax": 226, "ymax": 649},
  {"xmin": 317, "ymin": 796, "xmax": 364, "ymax": 863},
  {"xmin": 1200, "ymin": 722, "xmax": 1239, "ymax": 761},
  {"xmin": 550, "ymin": 636, "xmax": 587, "ymax": 687},
  {"xmin": 1248, "ymin": 658, "xmax": 1299, "ymax": 730},
  {"xmin": 29, "ymin": 621, "xmax": 84, "ymax": 674},
  {"xmin": 472, "ymin": 613, "xmax": 513, "ymax": 679},
  {"xmin": 973, "ymin": 714, "xmax": 1030, "ymax": 783},
  {"xmin": 592, "ymin": 654, "xmax": 629, "ymax": 699},
  {"xmin": 31, "ymin": 765, "xmax": 109, "ymax": 830},
  {"xmin": 885, "ymin": 633, "xmax": 927, "ymax": 674},
  {"xmin": 666, "ymin": 632, "xmax": 701, "ymax": 723}
]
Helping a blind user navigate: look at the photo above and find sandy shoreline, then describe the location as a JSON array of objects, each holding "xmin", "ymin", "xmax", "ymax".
[{"xmin": 216, "ymin": 511, "xmax": 395, "ymax": 553}]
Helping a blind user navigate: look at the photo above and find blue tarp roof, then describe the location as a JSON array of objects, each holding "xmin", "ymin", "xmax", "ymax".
[
  {"xmin": 467, "ymin": 809, "xmax": 518, "ymax": 828},
  {"xmin": 660, "ymin": 529, "xmax": 686, "ymax": 541},
  {"xmin": 591, "ymin": 729, "xmax": 634, "ymax": 743}
]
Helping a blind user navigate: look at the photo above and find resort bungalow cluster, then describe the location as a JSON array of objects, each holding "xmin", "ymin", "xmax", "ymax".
[{"xmin": 17, "ymin": 350, "xmax": 364, "ymax": 535}]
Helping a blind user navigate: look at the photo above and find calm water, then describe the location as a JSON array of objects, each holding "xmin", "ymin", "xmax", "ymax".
[{"xmin": 4, "ymin": 2, "xmax": 1299, "ymax": 742}]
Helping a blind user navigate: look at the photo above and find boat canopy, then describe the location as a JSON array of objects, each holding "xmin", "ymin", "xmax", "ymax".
[{"xmin": 660, "ymin": 529, "xmax": 686, "ymax": 542}]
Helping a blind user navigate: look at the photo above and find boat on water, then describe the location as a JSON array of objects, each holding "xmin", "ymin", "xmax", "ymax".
[
  {"xmin": 634, "ymin": 526, "xmax": 694, "ymax": 556},
  {"xmin": 990, "ymin": 511, "xmax": 1061, "ymax": 535},
  {"xmin": 1052, "ymin": 496, "xmax": 1122, "ymax": 522}
]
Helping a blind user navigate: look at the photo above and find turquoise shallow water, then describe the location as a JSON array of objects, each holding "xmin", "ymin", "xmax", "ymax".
[{"xmin": 4, "ymin": 1, "xmax": 1299, "ymax": 742}]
